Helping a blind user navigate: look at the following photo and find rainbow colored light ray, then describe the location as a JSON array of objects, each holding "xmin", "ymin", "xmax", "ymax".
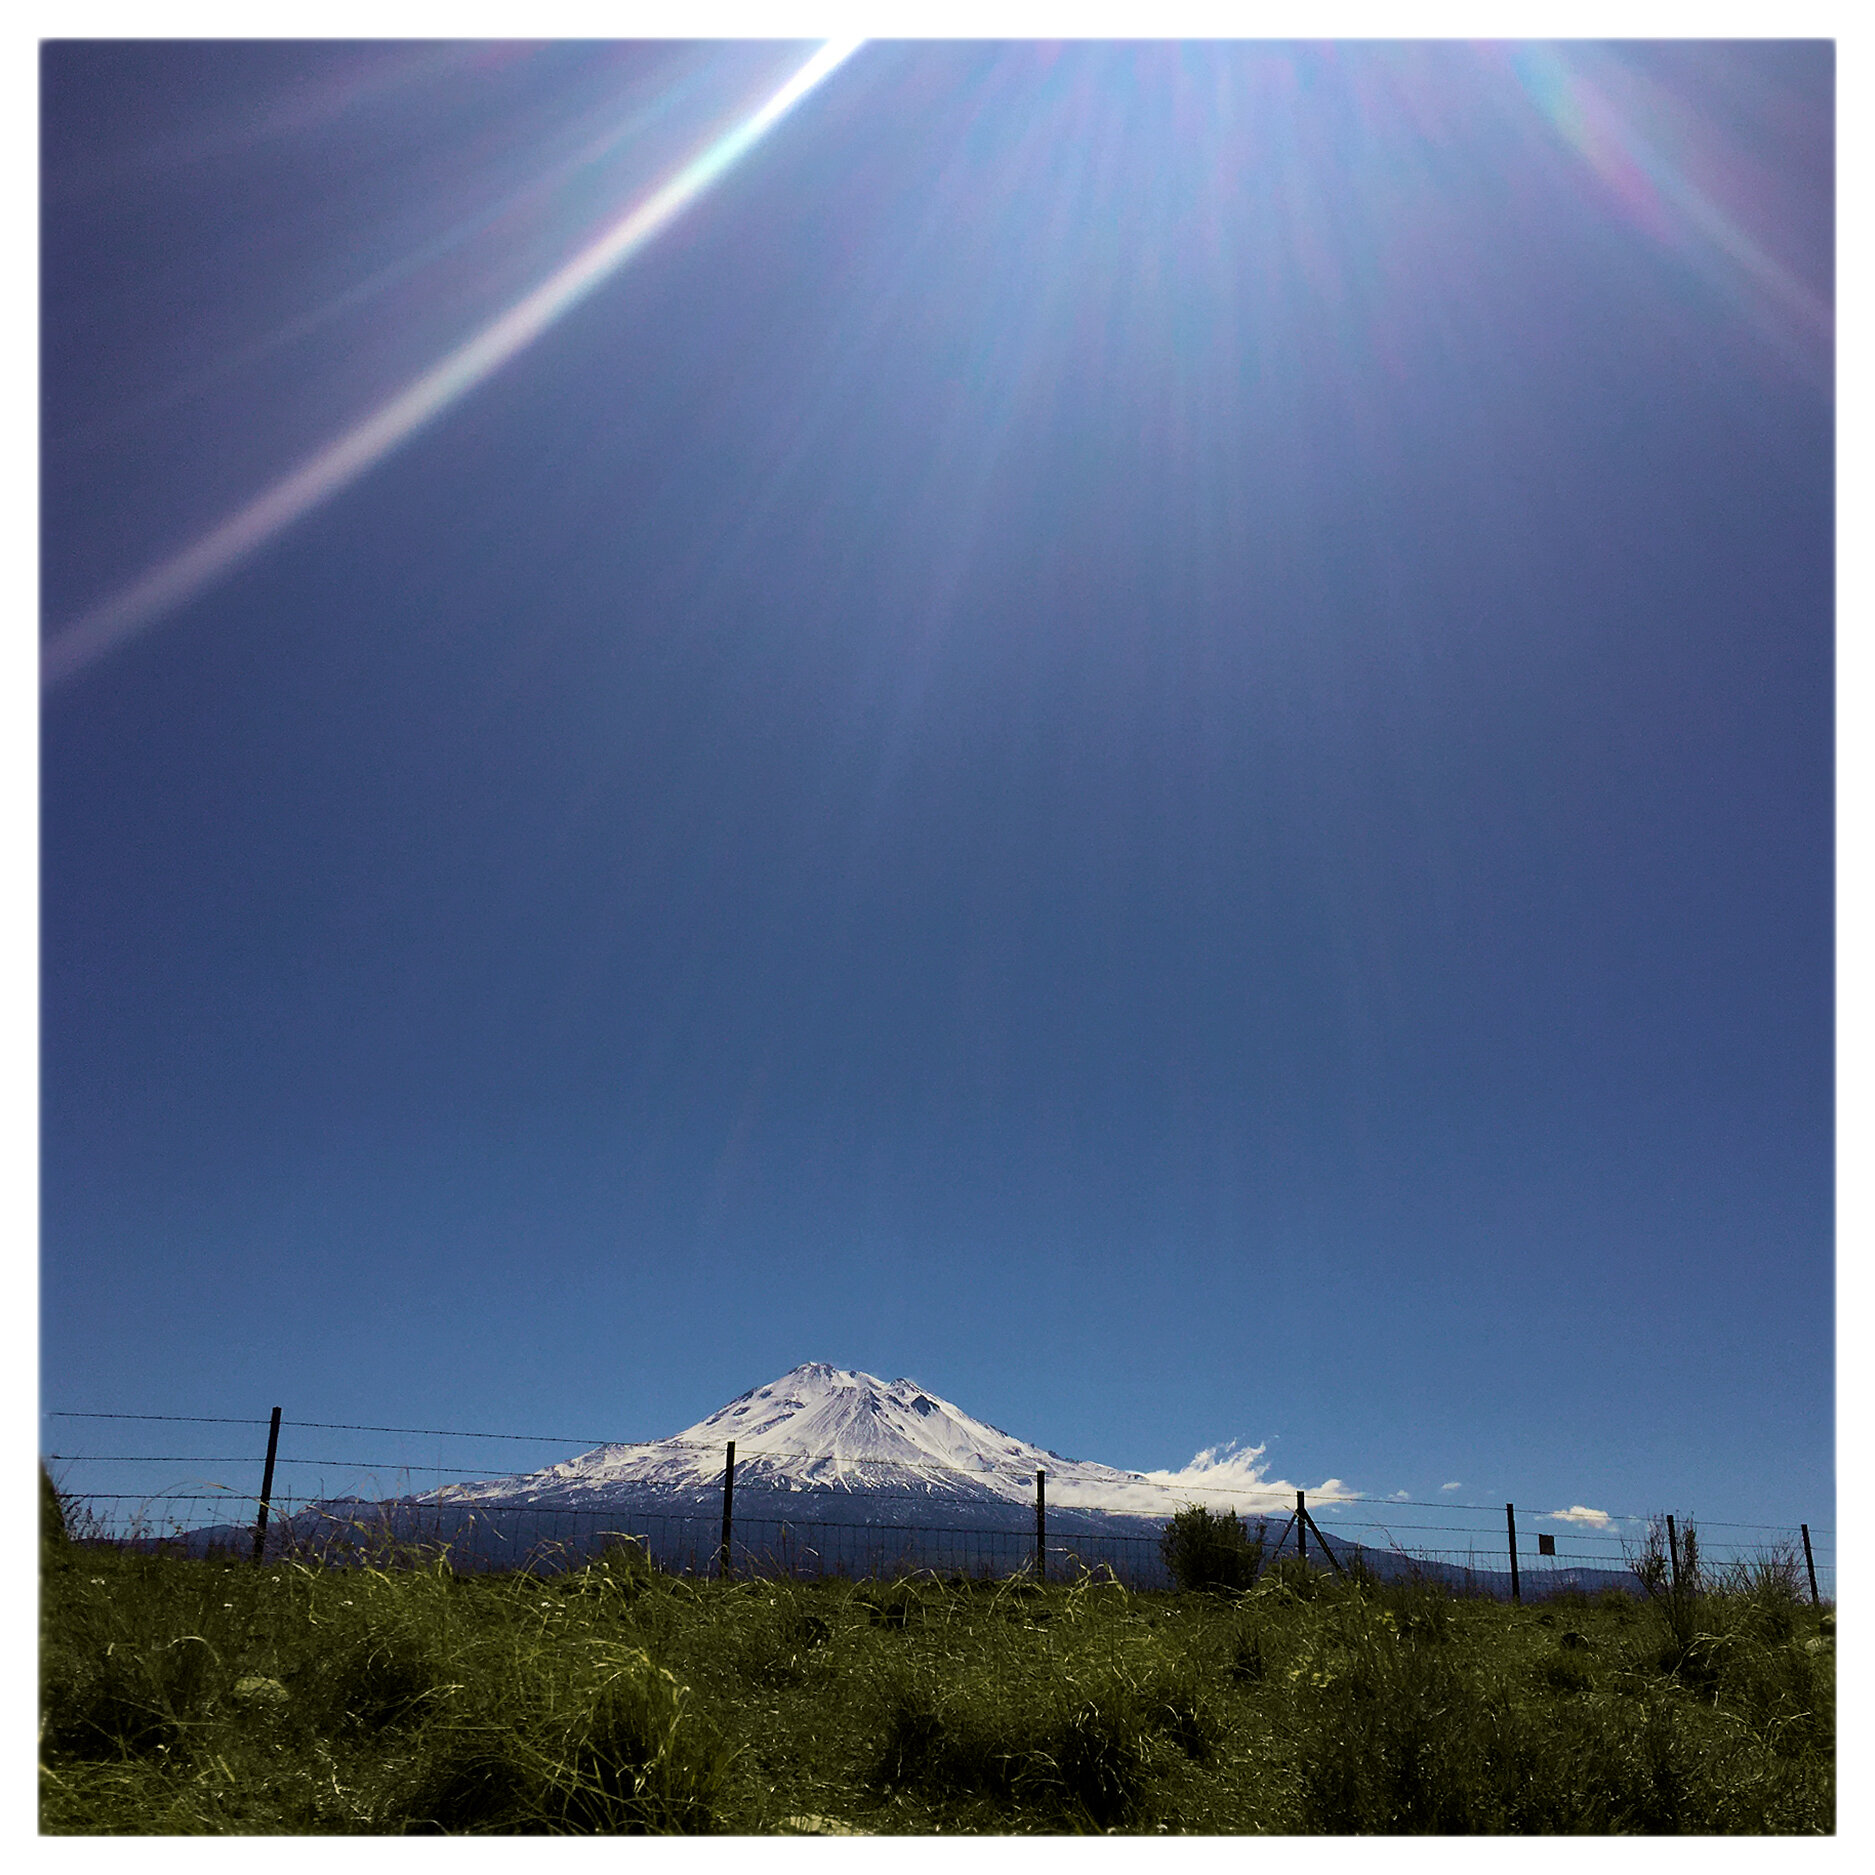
[
  {"xmin": 43, "ymin": 38, "xmax": 864, "ymax": 693},
  {"xmin": 1505, "ymin": 44, "xmax": 1830, "ymax": 368}
]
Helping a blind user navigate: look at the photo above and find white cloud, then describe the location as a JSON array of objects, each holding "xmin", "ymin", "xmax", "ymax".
[
  {"xmin": 1117, "ymin": 1441, "xmax": 1363, "ymax": 1515},
  {"xmin": 1547, "ymin": 1505, "xmax": 1614, "ymax": 1529},
  {"xmin": 1166, "ymin": 1438, "xmax": 1269, "ymax": 1480},
  {"xmin": 1391, "ymin": 1490, "xmax": 1410, "ymax": 1501},
  {"xmin": 1137, "ymin": 1439, "xmax": 1291, "ymax": 1512},
  {"xmin": 1441, "ymin": 1482, "xmax": 1463, "ymax": 1492}
]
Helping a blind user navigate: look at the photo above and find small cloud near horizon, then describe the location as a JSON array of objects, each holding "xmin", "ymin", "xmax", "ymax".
[
  {"xmin": 1547, "ymin": 1505, "xmax": 1614, "ymax": 1529},
  {"xmin": 1441, "ymin": 1482, "xmax": 1463, "ymax": 1492}
]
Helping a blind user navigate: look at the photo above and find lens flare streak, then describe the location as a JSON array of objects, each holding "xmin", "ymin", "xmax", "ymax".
[
  {"xmin": 1507, "ymin": 45, "xmax": 1830, "ymax": 361},
  {"xmin": 42, "ymin": 38, "xmax": 864, "ymax": 692}
]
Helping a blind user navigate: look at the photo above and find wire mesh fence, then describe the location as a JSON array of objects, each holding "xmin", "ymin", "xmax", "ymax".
[{"xmin": 42, "ymin": 1409, "xmax": 1835, "ymax": 1602}]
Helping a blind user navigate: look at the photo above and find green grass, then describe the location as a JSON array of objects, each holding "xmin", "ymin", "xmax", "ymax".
[{"xmin": 40, "ymin": 1532, "xmax": 1833, "ymax": 1834}]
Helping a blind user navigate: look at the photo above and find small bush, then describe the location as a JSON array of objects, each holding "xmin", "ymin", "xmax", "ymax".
[
  {"xmin": 1628, "ymin": 1515, "xmax": 1713, "ymax": 1680},
  {"xmin": 1719, "ymin": 1547, "xmax": 1805, "ymax": 1645},
  {"xmin": 1161, "ymin": 1507, "xmax": 1265, "ymax": 1595}
]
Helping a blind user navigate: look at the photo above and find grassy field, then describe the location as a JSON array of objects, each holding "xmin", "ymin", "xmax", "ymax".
[{"xmin": 39, "ymin": 1526, "xmax": 1833, "ymax": 1834}]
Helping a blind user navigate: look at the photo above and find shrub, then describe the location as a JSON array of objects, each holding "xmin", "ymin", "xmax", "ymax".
[
  {"xmin": 1160, "ymin": 1507, "xmax": 1265, "ymax": 1594},
  {"xmin": 1628, "ymin": 1515, "xmax": 1712, "ymax": 1680},
  {"xmin": 1718, "ymin": 1547, "xmax": 1805, "ymax": 1645}
]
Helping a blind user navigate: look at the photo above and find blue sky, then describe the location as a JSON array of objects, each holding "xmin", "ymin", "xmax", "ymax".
[{"xmin": 37, "ymin": 36, "xmax": 1833, "ymax": 1548}]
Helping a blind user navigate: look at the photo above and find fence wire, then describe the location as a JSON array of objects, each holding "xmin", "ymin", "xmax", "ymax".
[{"xmin": 42, "ymin": 1409, "xmax": 1834, "ymax": 1600}]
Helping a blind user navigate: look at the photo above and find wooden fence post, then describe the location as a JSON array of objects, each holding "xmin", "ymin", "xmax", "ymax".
[
  {"xmin": 1035, "ymin": 1469, "xmax": 1046, "ymax": 1583},
  {"xmin": 251, "ymin": 1406, "xmax": 282, "ymax": 1565},
  {"xmin": 718, "ymin": 1441, "xmax": 735, "ymax": 1581},
  {"xmin": 1296, "ymin": 1501, "xmax": 1346, "ymax": 1577},
  {"xmin": 1801, "ymin": 1524, "xmax": 1820, "ymax": 1605},
  {"xmin": 1297, "ymin": 1490, "xmax": 1306, "ymax": 1566},
  {"xmin": 1506, "ymin": 1504, "xmax": 1521, "ymax": 1604},
  {"xmin": 1666, "ymin": 1515, "xmax": 1682, "ymax": 1597}
]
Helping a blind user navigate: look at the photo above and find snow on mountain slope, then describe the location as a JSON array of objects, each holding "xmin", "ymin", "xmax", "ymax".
[{"xmin": 429, "ymin": 1362, "xmax": 1323, "ymax": 1517}]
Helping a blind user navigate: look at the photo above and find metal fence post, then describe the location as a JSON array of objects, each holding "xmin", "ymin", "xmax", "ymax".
[
  {"xmin": 1666, "ymin": 1514, "xmax": 1682, "ymax": 1596},
  {"xmin": 1297, "ymin": 1490, "xmax": 1306, "ymax": 1566},
  {"xmin": 1506, "ymin": 1503, "xmax": 1520, "ymax": 1604},
  {"xmin": 718, "ymin": 1441, "xmax": 735, "ymax": 1581},
  {"xmin": 251, "ymin": 1406, "xmax": 282, "ymax": 1564},
  {"xmin": 1801, "ymin": 1523, "xmax": 1820, "ymax": 1605},
  {"xmin": 1035, "ymin": 1469, "xmax": 1046, "ymax": 1583}
]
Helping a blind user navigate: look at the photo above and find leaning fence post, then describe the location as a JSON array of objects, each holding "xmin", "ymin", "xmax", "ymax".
[
  {"xmin": 1666, "ymin": 1515, "xmax": 1683, "ymax": 1597},
  {"xmin": 1297, "ymin": 1490, "xmax": 1306, "ymax": 1566},
  {"xmin": 1801, "ymin": 1524, "xmax": 1820, "ymax": 1605},
  {"xmin": 1035, "ymin": 1469, "xmax": 1046, "ymax": 1583},
  {"xmin": 1297, "ymin": 1501, "xmax": 1345, "ymax": 1577},
  {"xmin": 251, "ymin": 1406, "xmax": 282, "ymax": 1564},
  {"xmin": 1506, "ymin": 1503, "xmax": 1521, "ymax": 1604},
  {"xmin": 718, "ymin": 1442, "xmax": 735, "ymax": 1581}
]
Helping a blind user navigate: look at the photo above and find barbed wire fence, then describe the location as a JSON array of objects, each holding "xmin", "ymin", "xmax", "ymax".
[{"xmin": 41, "ymin": 1407, "xmax": 1835, "ymax": 1603}]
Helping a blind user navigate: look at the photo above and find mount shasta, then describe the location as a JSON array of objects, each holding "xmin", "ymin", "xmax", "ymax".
[
  {"xmin": 422, "ymin": 1362, "xmax": 1285, "ymax": 1530},
  {"xmin": 168, "ymin": 1365, "xmax": 1633, "ymax": 1598}
]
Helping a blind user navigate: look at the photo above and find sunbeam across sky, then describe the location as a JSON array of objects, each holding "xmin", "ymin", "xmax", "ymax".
[{"xmin": 42, "ymin": 37, "xmax": 862, "ymax": 689}]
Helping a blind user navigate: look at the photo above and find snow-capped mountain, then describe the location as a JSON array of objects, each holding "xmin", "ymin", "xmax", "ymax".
[
  {"xmin": 425, "ymin": 1362, "xmax": 1282, "ymax": 1523},
  {"xmin": 191, "ymin": 1365, "xmax": 1638, "ymax": 1601}
]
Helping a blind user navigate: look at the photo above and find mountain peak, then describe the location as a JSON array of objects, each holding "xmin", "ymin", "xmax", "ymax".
[
  {"xmin": 675, "ymin": 1364, "xmax": 1031, "ymax": 1475},
  {"xmin": 432, "ymin": 1365, "xmax": 1284, "ymax": 1520}
]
